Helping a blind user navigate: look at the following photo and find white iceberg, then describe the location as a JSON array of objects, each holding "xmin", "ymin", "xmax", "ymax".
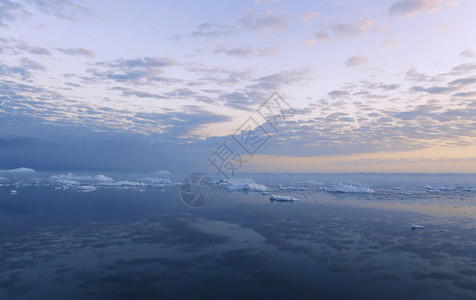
[
  {"xmin": 10, "ymin": 189, "xmax": 18, "ymax": 195},
  {"xmin": 327, "ymin": 183, "xmax": 374, "ymax": 193},
  {"xmin": 219, "ymin": 178, "xmax": 268, "ymax": 192},
  {"xmin": 411, "ymin": 224, "xmax": 424, "ymax": 230},
  {"xmin": 269, "ymin": 195, "xmax": 299, "ymax": 202},
  {"xmin": 0, "ymin": 167, "xmax": 35, "ymax": 174}
]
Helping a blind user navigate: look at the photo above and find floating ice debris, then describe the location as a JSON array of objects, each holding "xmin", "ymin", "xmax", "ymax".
[
  {"xmin": 102, "ymin": 180, "xmax": 147, "ymax": 188},
  {"xmin": 411, "ymin": 224, "xmax": 424, "ymax": 230},
  {"xmin": 50, "ymin": 173, "xmax": 114, "ymax": 183},
  {"xmin": 0, "ymin": 167, "xmax": 35, "ymax": 174},
  {"xmin": 279, "ymin": 185, "xmax": 307, "ymax": 191},
  {"xmin": 269, "ymin": 195, "xmax": 299, "ymax": 202},
  {"xmin": 219, "ymin": 179, "xmax": 268, "ymax": 192},
  {"xmin": 138, "ymin": 177, "xmax": 173, "ymax": 186},
  {"xmin": 463, "ymin": 187, "xmax": 476, "ymax": 192},
  {"xmin": 327, "ymin": 183, "xmax": 374, "ymax": 193},
  {"xmin": 10, "ymin": 189, "xmax": 18, "ymax": 195},
  {"xmin": 425, "ymin": 185, "xmax": 456, "ymax": 192}
]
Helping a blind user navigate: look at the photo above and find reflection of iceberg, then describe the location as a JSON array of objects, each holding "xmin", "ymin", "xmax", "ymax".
[
  {"xmin": 327, "ymin": 183, "xmax": 374, "ymax": 193},
  {"xmin": 411, "ymin": 224, "xmax": 424, "ymax": 230},
  {"xmin": 76, "ymin": 186, "xmax": 97, "ymax": 192},
  {"xmin": 219, "ymin": 179, "xmax": 268, "ymax": 192},
  {"xmin": 425, "ymin": 185, "xmax": 456, "ymax": 192},
  {"xmin": 269, "ymin": 195, "xmax": 299, "ymax": 202}
]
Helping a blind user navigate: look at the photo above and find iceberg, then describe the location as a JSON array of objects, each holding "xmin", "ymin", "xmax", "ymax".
[
  {"xmin": 327, "ymin": 183, "xmax": 374, "ymax": 193},
  {"xmin": 219, "ymin": 178, "xmax": 268, "ymax": 192},
  {"xmin": 0, "ymin": 167, "xmax": 35, "ymax": 174},
  {"xmin": 269, "ymin": 195, "xmax": 299, "ymax": 202},
  {"xmin": 10, "ymin": 189, "xmax": 18, "ymax": 195},
  {"xmin": 411, "ymin": 224, "xmax": 424, "ymax": 230}
]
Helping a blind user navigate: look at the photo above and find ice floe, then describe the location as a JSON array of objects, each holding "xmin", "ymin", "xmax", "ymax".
[
  {"xmin": 425, "ymin": 185, "xmax": 457, "ymax": 192},
  {"xmin": 327, "ymin": 183, "xmax": 374, "ymax": 193},
  {"xmin": 219, "ymin": 178, "xmax": 268, "ymax": 192},
  {"xmin": 10, "ymin": 189, "xmax": 18, "ymax": 195}
]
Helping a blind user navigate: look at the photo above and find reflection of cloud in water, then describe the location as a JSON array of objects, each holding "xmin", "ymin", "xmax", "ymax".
[{"xmin": 1, "ymin": 188, "xmax": 476, "ymax": 299}]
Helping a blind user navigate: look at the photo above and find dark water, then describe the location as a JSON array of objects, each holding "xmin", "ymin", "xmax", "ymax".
[{"xmin": 1, "ymin": 185, "xmax": 476, "ymax": 299}]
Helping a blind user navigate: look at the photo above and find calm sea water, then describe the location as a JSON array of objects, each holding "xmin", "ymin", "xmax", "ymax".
[{"xmin": 1, "ymin": 173, "xmax": 476, "ymax": 299}]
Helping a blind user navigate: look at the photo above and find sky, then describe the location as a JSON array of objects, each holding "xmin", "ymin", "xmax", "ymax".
[{"xmin": 0, "ymin": 0, "xmax": 476, "ymax": 173}]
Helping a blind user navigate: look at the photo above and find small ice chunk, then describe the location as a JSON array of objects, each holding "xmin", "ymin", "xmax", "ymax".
[
  {"xmin": 411, "ymin": 224, "xmax": 424, "ymax": 230},
  {"xmin": 269, "ymin": 195, "xmax": 299, "ymax": 202},
  {"xmin": 10, "ymin": 189, "xmax": 18, "ymax": 195}
]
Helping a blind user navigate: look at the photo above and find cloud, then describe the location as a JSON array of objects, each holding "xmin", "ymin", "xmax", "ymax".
[
  {"xmin": 249, "ymin": 68, "xmax": 311, "ymax": 90},
  {"xmin": 214, "ymin": 46, "xmax": 279, "ymax": 58},
  {"xmin": 27, "ymin": 0, "xmax": 91, "ymax": 22},
  {"xmin": 405, "ymin": 69, "xmax": 430, "ymax": 81},
  {"xmin": 301, "ymin": 12, "xmax": 318, "ymax": 22},
  {"xmin": 382, "ymin": 36, "xmax": 400, "ymax": 49},
  {"xmin": 0, "ymin": 0, "xmax": 24, "ymax": 27},
  {"xmin": 345, "ymin": 54, "xmax": 369, "ymax": 68},
  {"xmin": 411, "ymin": 85, "xmax": 455, "ymax": 94},
  {"xmin": 332, "ymin": 18, "xmax": 374, "ymax": 38},
  {"xmin": 191, "ymin": 22, "xmax": 237, "ymax": 37},
  {"xmin": 191, "ymin": 11, "xmax": 286, "ymax": 38},
  {"xmin": 0, "ymin": 58, "xmax": 45, "ymax": 80},
  {"xmin": 328, "ymin": 90, "xmax": 349, "ymax": 99},
  {"xmin": 389, "ymin": 0, "xmax": 448, "ymax": 18},
  {"xmin": 315, "ymin": 18, "xmax": 374, "ymax": 41},
  {"xmin": 86, "ymin": 57, "xmax": 178, "ymax": 85},
  {"xmin": 237, "ymin": 11, "xmax": 286, "ymax": 31},
  {"xmin": 0, "ymin": 38, "xmax": 50, "ymax": 55},
  {"xmin": 57, "ymin": 47, "xmax": 95, "ymax": 57},
  {"xmin": 460, "ymin": 49, "xmax": 475, "ymax": 58},
  {"xmin": 448, "ymin": 77, "xmax": 476, "ymax": 87},
  {"xmin": 315, "ymin": 32, "xmax": 330, "ymax": 41}
]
